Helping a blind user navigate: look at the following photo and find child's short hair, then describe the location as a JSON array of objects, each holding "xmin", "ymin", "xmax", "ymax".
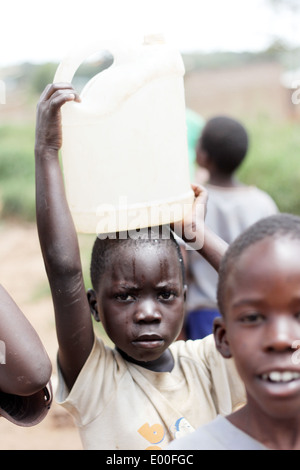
[
  {"xmin": 198, "ymin": 115, "xmax": 248, "ymax": 174},
  {"xmin": 90, "ymin": 226, "xmax": 185, "ymax": 291},
  {"xmin": 217, "ymin": 213, "xmax": 300, "ymax": 316}
]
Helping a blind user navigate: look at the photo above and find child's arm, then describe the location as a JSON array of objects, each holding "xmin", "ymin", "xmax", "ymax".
[
  {"xmin": 173, "ymin": 184, "xmax": 228, "ymax": 271},
  {"xmin": 0, "ymin": 284, "xmax": 51, "ymax": 396},
  {"xmin": 199, "ymin": 226, "xmax": 228, "ymax": 272},
  {"xmin": 35, "ymin": 83, "xmax": 95, "ymax": 391}
]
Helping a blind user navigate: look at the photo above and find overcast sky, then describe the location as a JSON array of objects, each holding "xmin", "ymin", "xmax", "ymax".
[{"xmin": 0, "ymin": 0, "xmax": 299, "ymax": 67}]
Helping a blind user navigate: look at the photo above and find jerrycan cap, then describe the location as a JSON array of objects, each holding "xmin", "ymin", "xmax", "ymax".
[{"xmin": 143, "ymin": 34, "xmax": 166, "ymax": 45}]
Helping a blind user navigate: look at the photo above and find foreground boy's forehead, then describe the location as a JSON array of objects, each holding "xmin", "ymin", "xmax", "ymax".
[
  {"xmin": 227, "ymin": 236, "xmax": 300, "ymax": 287},
  {"xmin": 239, "ymin": 236, "xmax": 300, "ymax": 265},
  {"xmin": 108, "ymin": 241, "xmax": 181, "ymax": 276},
  {"xmin": 110, "ymin": 238, "xmax": 177, "ymax": 256}
]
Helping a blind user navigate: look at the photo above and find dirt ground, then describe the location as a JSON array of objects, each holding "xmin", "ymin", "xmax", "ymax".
[{"xmin": 0, "ymin": 221, "xmax": 84, "ymax": 450}]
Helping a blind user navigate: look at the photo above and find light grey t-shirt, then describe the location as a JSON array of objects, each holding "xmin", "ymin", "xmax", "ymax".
[
  {"xmin": 166, "ymin": 415, "xmax": 268, "ymax": 450},
  {"xmin": 187, "ymin": 184, "xmax": 278, "ymax": 311}
]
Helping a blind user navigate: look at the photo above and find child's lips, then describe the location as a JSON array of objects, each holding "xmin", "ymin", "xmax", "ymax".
[
  {"xmin": 132, "ymin": 333, "xmax": 164, "ymax": 349},
  {"xmin": 259, "ymin": 370, "xmax": 300, "ymax": 383},
  {"xmin": 256, "ymin": 369, "xmax": 300, "ymax": 397}
]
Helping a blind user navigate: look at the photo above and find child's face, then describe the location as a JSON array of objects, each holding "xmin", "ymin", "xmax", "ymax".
[
  {"xmin": 218, "ymin": 236, "xmax": 300, "ymax": 420},
  {"xmin": 93, "ymin": 241, "xmax": 186, "ymax": 367}
]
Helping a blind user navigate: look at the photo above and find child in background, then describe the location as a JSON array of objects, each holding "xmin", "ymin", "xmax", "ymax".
[
  {"xmin": 0, "ymin": 283, "xmax": 52, "ymax": 426},
  {"xmin": 168, "ymin": 213, "xmax": 300, "ymax": 450},
  {"xmin": 185, "ymin": 115, "xmax": 278, "ymax": 339},
  {"xmin": 34, "ymin": 83, "xmax": 245, "ymax": 450},
  {"xmin": 185, "ymin": 108, "xmax": 205, "ymax": 181}
]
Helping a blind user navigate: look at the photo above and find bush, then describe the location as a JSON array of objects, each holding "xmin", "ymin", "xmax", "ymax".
[
  {"xmin": 1, "ymin": 116, "xmax": 300, "ymax": 223},
  {"xmin": 237, "ymin": 116, "xmax": 300, "ymax": 215},
  {"xmin": 0, "ymin": 124, "xmax": 36, "ymax": 221}
]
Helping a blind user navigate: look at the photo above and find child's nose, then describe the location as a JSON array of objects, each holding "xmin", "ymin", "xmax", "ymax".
[
  {"xmin": 263, "ymin": 316, "xmax": 296, "ymax": 352},
  {"xmin": 134, "ymin": 299, "xmax": 162, "ymax": 323}
]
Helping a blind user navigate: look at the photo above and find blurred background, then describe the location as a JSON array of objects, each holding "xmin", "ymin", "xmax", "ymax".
[
  {"xmin": 1, "ymin": 0, "xmax": 300, "ymax": 222},
  {"xmin": 0, "ymin": 0, "xmax": 300, "ymax": 449}
]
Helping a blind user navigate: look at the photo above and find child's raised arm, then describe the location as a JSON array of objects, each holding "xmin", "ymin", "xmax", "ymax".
[
  {"xmin": 199, "ymin": 226, "xmax": 228, "ymax": 272},
  {"xmin": 0, "ymin": 284, "xmax": 51, "ymax": 396},
  {"xmin": 35, "ymin": 83, "xmax": 94, "ymax": 390}
]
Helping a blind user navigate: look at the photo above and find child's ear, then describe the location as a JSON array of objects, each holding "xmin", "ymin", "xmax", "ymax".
[
  {"xmin": 87, "ymin": 288, "xmax": 101, "ymax": 322},
  {"xmin": 196, "ymin": 147, "xmax": 208, "ymax": 168},
  {"xmin": 213, "ymin": 316, "xmax": 232, "ymax": 359}
]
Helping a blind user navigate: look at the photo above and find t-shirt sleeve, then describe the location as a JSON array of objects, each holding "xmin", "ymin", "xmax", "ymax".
[
  {"xmin": 184, "ymin": 335, "xmax": 246, "ymax": 415},
  {"xmin": 201, "ymin": 335, "xmax": 246, "ymax": 413},
  {"xmin": 56, "ymin": 334, "xmax": 127, "ymax": 427}
]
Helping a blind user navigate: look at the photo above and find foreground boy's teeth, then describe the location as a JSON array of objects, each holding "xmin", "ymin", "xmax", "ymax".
[{"xmin": 261, "ymin": 371, "xmax": 300, "ymax": 382}]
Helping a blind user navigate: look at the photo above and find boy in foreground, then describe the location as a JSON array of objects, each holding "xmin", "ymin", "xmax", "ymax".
[
  {"xmin": 168, "ymin": 213, "xmax": 300, "ymax": 450},
  {"xmin": 34, "ymin": 83, "xmax": 245, "ymax": 450}
]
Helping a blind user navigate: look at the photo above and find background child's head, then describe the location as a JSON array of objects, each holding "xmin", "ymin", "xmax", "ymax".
[
  {"xmin": 196, "ymin": 115, "xmax": 249, "ymax": 176},
  {"xmin": 215, "ymin": 213, "xmax": 300, "ymax": 420},
  {"xmin": 88, "ymin": 226, "xmax": 187, "ymax": 366}
]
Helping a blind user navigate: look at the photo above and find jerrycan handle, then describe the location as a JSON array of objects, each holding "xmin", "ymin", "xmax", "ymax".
[{"xmin": 53, "ymin": 39, "xmax": 129, "ymax": 85}]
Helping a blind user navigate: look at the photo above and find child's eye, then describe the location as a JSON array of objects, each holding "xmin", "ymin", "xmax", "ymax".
[
  {"xmin": 240, "ymin": 312, "xmax": 263, "ymax": 324},
  {"xmin": 158, "ymin": 291, "xmax": 176, "ymax": 301},
  {"xmin": 295, "ymin": 311, "xmax": 300, "ymax": 321},
  {"xmin": 115, "ymin": 293, "xmax": 135, "ymax": 302}
]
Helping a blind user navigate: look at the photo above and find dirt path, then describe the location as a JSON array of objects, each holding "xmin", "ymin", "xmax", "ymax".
[{"xmin": 0, "ymin": 221, "xmax": 83, "ymax": 450}]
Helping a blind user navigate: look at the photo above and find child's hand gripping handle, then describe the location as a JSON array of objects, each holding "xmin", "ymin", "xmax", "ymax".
[
  {"xmin": 172, "ymin": 184, "xmax": 228, "ymax": 272},
  {"xmin": 171, "ymin": 183, "xmax": 207, "ymax": 251}
]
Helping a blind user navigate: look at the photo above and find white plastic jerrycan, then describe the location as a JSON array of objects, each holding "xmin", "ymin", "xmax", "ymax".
[{"xmin": 54, "ymin": 35, "xmax": 194, "ymax": 234}]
